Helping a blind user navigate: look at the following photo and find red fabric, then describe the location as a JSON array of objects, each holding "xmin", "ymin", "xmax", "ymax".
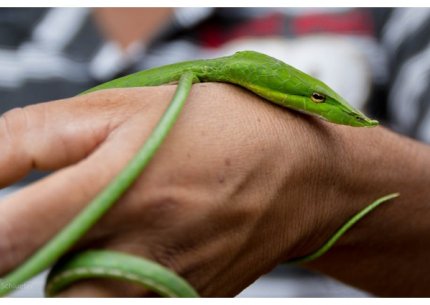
[
  {"xmin": 292, "ymin": 10, "xmax": 374, "ymax": 36},
  {"xmin": 200, "ymin": 13, "xmax": 283, "ymax": 48},
  {"xmin": 199, "ymin": 9, "xmax": 374, "ymax": 49}
]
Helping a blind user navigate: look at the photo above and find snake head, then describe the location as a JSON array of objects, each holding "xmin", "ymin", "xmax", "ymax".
[
  {"xmin": 231, "ymin": 51, "xmax": 379, "ymax": 127},
  {"xmin": 276, "ymin": 62, "xmax": 379, "ymax": 127},
  {"xmin": 303, "ymin": 83, "xmax": 379, "ymax": 127}
]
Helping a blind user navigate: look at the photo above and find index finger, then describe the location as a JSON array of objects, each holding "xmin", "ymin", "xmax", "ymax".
[{"xmin": 0, "ymin": 89, "xmax": 141, "ymax": 188}]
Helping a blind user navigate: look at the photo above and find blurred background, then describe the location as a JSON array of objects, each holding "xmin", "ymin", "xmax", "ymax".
[{"xmin": 1, "ymin": 7, "xmax": 430, "ymax": 297}]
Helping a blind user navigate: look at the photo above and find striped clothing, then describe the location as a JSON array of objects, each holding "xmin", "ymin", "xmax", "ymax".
[
  {"xmin": 1, "ymin": 8, "xmax": 430, "ymax": 143},
  {"xmin": 381, "ymin": 8, "xmax": 430, "ymax": 142}
]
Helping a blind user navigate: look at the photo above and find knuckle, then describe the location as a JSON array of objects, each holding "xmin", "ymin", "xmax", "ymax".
[
  {"xmin": 0, "ymin": 217, "xmax": 22, "ymax": 274},
  {"xmin": 0, "ymin": 107, "xmax": 28, "ymax": 143},
  {"xmin": 127, "ymin": 191, "xmax": 184, "ymax": 231},
  {"xmin": 0, "ymin": 107, "xmax": 32, "ymax": 171},
  {"xmin": 149, "ymin": 238, "xmax": 187, "ymax": 275},
  {"xmin": 0, "ymin": 109, "xmax": 22, "ymax": 166},
  {"xmin": 146, "ymin": 193, "xmax": 181, "ymax": 217}
]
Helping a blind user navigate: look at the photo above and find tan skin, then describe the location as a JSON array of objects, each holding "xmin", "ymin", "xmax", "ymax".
[
  {"xmin": 1, "ymin": 9, "xmax": 430, "ymax": 297},
  {"xmin": 1, "ymin": 84, "xmax": 430, "ymax": 297},
  {"xmin": 93, "ymin": 8, "xmax": 174, "ymax": 49}
]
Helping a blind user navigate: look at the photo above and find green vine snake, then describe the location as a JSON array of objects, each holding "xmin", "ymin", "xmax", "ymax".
[{"xmin": 0, "ymin": 51, "xmax": 399, "ymax": 297}]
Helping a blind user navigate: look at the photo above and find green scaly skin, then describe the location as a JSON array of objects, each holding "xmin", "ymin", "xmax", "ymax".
[
  {"xmin": 82, "ymin": 51, "xmax": 377, "ymax": 127},
  {"xmin": 0, "ymin": 51, "xmax": 397, "ymax": 297}
]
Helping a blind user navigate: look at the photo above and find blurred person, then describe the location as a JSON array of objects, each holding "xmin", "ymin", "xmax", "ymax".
[{"xmin": 1, "ymin": 7, "xmax": 430, "ymax": 297}]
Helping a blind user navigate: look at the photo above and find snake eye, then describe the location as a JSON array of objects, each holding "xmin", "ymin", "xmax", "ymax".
[{"xmin": 311, "ymin": 92, "xmax": 326, "ymax": 103}]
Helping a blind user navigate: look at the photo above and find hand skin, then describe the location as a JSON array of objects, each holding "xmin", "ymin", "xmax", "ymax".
[{"xmin": 0, "ymin": 83, "xmax": 429, "ymax": 297}]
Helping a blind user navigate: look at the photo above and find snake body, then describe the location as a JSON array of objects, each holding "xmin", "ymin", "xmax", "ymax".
[{"xmin": 0, "ymin": 51, "xmax": 397, "ymax": 297}]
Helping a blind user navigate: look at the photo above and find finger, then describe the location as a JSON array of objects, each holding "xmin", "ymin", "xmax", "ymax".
[
  {"xmin": 0, "ymin": 105, "xmax": 169, "ymax": 276},
  {"xmin": 0, "ymin": 89, "xmax": 145, "ymax": 188},
  {"xmin": 52, "ymin": 242, "xmax": 169, "ymax": 297},
  {"xmin": 53, "ymin": 245, "xmax": 157, "ymax": 297}
]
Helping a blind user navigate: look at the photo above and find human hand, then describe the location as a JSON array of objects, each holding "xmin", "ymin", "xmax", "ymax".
[{"xmin": 1, "ymin": 83, "xmax": 417, "ymax": 297}]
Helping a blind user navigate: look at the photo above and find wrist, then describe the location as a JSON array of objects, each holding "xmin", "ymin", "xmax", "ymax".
[
  {"xmin": 254, "ymin": 114, "xmax": 352, "ymax": 263},
  {"xmin": 298, "ymin": 124, "xmax": 430, "ymax": 295}
]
